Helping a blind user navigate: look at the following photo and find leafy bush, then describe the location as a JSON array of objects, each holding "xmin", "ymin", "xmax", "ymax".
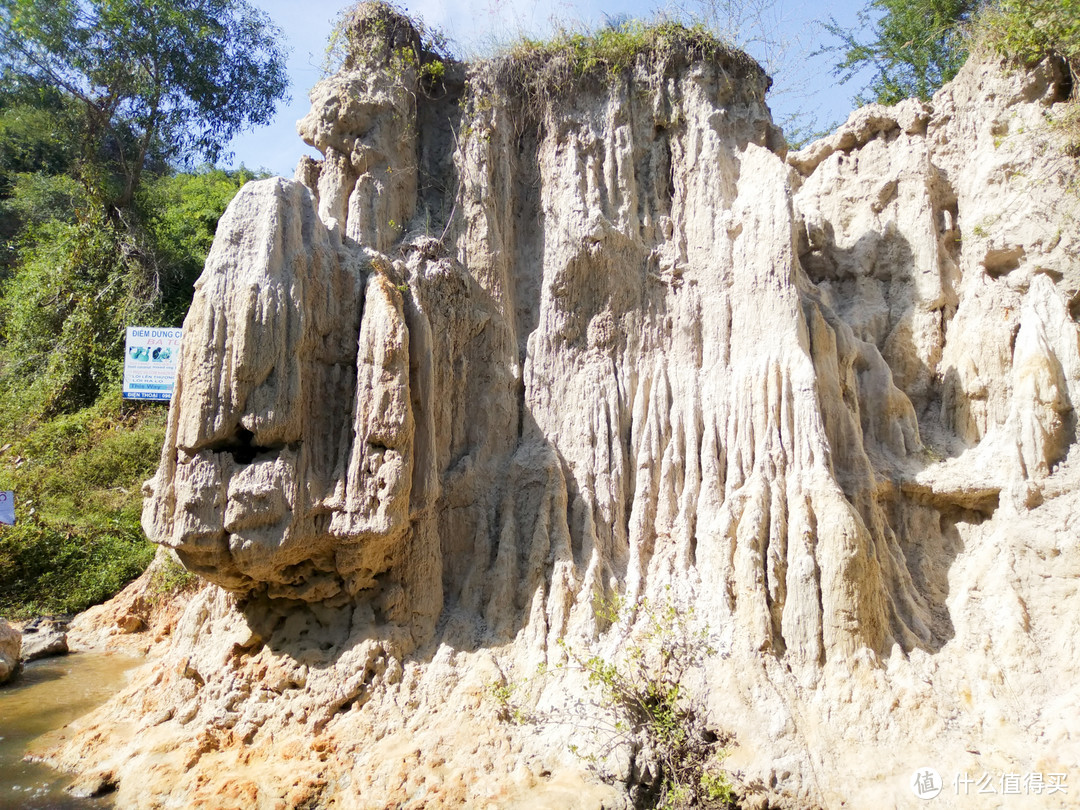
[
  {"xmin": 0, "ymin": 166, "xmax": 250, "ymax": 426},
  {"xmin": 0, "ymin": 2, "xmax": 279, "ymax": 619},
  {"xmin": 975, "ymin": 1, "xmax": 1080, "ymax": 154},
  {"xmin": 0, "ymin": 519, "xmax": 154, "ymax": 618},
  {"xmin": 0, "ymin": 96, "xmax": 76, "ymax": 190},
  {"xmin": 0, "ymin": 393, "xmax": 162, "ymax": 617},
  {"xmin": 0, "ymin": 217, "xmax": 152, "ymax": 418},
  {"xmin": 0, "ymin": 159, "xmax": 248, "ymax": 618},
  {"xmin": 1, "ymin": 171, "xmax": 85, "ymax": 228},
  {"xmin": 826, "ymin": 0, "xmax": 1080, "ymax": 109},
  {"xmin": 978, "ymin": 0, "xmax": 1080, "ymax": 72},
  {"xmin": 493, "ymin": 592, "xmax": 736, "ymax": 809},
  {"xmin": 149, "ymin": 551, "xmax": 201, "ymax": 596},
  {"xmin": 0, "ymin": 84, "xmax": 80, "ymax": 271}
]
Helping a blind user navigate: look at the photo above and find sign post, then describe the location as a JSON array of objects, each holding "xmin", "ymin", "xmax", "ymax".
[
  {"xmin": 123, "ymin": 327, "xmax": 182, "ymax": 401},
  {"xmin": 0, "ymin": 491, "xmax": 13, "ymax": 526}
]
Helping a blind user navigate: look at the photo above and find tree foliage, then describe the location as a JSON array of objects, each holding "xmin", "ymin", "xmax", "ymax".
[
  {"xmin": 0, "ymin": 0, "xmax": 284, "ymax": 413},
  {"xmin": 0, "ymin": 162, "xmax": 251, "ymax": 617},
  {"xmin": 0, "ymin": 0, "xmax": 288, "ymax": 208},
  {"xmin": 0, "ymin": 167, "xmax": 256, "ymax": 422},
  {"xmin": 825, "ymin": 0, "xmax": 1080, "ymax": 116},
  {"xmin": 824, "ymin": 0, "xmax": 982, "ymax": 105},
  {"xmin": 0, "ymin": 78, "xmax": 76, "ymax": 185},
  {"xmin": 0, "ymin": 0, "xmax": 283, "ymax": 617}
]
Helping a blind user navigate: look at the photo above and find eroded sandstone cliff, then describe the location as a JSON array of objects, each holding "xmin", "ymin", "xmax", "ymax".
[{"xmin": 43, "ymin": 7, "xmax": 1080, "ymax": 808}]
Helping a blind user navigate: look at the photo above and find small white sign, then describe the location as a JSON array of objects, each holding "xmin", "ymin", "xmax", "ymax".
[
  {"xmin": 0, "ymin": 491, "xmax": 13, "ymax": 525},
  {"xmin": 123, "ymin": 327, "xmax": 182, "ymax": 401}
]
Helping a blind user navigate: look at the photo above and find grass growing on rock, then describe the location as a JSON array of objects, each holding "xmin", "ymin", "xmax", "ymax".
[
  {"xmin": 975, "ymin": 0, "xmax": 1080, "ymax": 154},
  {"xmin": 149, "ymin": 550, "xmax": 202, "ymax": 596},
  {"xmin": 489, "ymin": 19, "xmax": 766, "ymax": 114}
]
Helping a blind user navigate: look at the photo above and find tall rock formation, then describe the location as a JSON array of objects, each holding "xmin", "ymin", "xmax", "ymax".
[{"xmin": 44, "ymin": 7, "xmax": 1080, "ymax": 808}]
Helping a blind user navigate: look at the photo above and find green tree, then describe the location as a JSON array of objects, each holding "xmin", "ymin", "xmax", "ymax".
[
  {"xmin": 824, "ymin": 0, "xmax": 982, "ymax": 105},
  {"xmin": 0, "ymin": 165, "xmax": 255, "ymax": 419},
  {"xmin": 0, "ymin": 0, "xmax": 288, "ymax": 210},
  {"xmin": 0, "ymin": 76, "xmax": 76, "ymax": 187},
  {"xmin": 0, "ymin": 74, "xmax": 81, "ymax": 266},
  {"xmin": 0, "ymin": 1, "xmax": 284, "ymax": 617},
  {"xmin": 0, "ymin": 0, "xmax": 287, "ymax": 412},
  {"xmin": 138, "ymin": 166, "xmax": 260, "ymax": 322},
  {"xmin": 0, "ymin": 164, "xmax": 252, "ymax": 618}
]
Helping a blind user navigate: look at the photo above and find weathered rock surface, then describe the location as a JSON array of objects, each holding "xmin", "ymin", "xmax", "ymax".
[
  {"xmin": 42, "ymin": 10, "xmax": 1080, "ymax": 809},
  {"xmin": 0, "ymin": 617, "xmax": 19, "ymax": 683},
  {"xmin": 19, "ymin": 618, "xmax": 68, "ymax": 662}
]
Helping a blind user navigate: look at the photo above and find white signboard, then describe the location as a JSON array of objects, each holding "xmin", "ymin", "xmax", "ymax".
[
  {"xmin": 0, "ymin": 491, "xmax": 13, "ymax": 525},
  {"xmin": 123, "ymin": 327, "xmax": 182, "ymax": 401}
]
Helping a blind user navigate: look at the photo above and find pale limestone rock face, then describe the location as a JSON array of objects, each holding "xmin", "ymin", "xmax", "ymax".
[
  {"xmin": 47, "ymin": 21, "xmax": 1080, "ymax": 810},
  {"xmin": 297, "ymin": 70, "xmax": 417, "ymax": 252},
  {"xmin": 0, "ymin": 618, "xmax": 19, "ymax": 682}
]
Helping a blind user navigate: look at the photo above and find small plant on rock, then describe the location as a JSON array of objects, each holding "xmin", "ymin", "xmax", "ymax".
[
  {"xmin": 149, "ymin": 550, "xmax": 201, "ymax": 595},
  {"xmin": 492, "ymin": 590, "xmax": 736, "ymax": 809},
  {"xmin": 976, "ymin": 0, "xmax": 1080, "ymax": 155},
  {"xmin": 323, "ymin": 1, "xmax": 452, "ymax": 84}
]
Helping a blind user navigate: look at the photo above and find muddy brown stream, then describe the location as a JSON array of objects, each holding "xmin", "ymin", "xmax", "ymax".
[{"xmin": 0, "ymin": 652, "xmax": 139, "ymax": 809}]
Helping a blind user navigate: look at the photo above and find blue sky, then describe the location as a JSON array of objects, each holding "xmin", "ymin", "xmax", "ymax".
[{"xmin": 227, "ymin": 0, "xmax": 873, "ymax": 176}]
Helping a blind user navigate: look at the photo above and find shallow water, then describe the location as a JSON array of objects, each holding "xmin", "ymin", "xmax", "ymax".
[{"xmin": 0, "ymin": 651, "xmax": 139, "ymax": 810}]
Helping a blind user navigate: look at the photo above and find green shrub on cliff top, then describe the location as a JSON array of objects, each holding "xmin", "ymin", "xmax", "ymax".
[
  {"xmin": 322, "ymin": 1, "xmax": 452, "ymax": 82},
  {"xmin": 975, "ymin": 1, "xmax": 1080, "ymax": 155},
  {"xmin": 977, "ymin": 0, "xmax": 1080, "ymax": 73},
  {"xmin": 493, "ymin": 18, "xmax": 762, "ymax": 112}
]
